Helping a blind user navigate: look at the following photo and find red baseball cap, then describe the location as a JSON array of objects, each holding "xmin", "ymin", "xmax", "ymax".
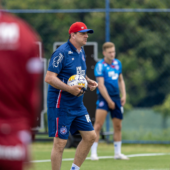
[{"xmin": 69, "ymin": 22, "xmax": 94, "ymax": 34}]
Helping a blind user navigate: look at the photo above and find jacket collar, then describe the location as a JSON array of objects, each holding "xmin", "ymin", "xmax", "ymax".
[{"xmin": 67, "ymin": 40, "xmax": 83, "ymax": 53}]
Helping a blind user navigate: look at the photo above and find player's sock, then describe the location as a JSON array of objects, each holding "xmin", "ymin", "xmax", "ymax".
[
  {"xmin": 114, "ymin": 141, "xmax": 121, "ymax": 155},
  {"xmin": 91, "ymin": 142, "xmax": 98, "ymax": 155},
  {"xmin": 70, "ymin": 163, "xmax": 80, "ymax": 170}
]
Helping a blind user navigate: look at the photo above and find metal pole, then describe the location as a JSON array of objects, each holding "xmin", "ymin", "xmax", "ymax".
[
  {"xmin": 105, "ymin": 0, "xmax": 110, "ymax": 142},
  {"xmin": 105, "ymin": 0, "xmax": 110, "ymax": 42}
]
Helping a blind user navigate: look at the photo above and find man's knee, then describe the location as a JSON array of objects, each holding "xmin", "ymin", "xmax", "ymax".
[
  {"xmin": 94, "ymin": 122, "xmax": 102, "ymax": 132},
  {"xmin": 53, "ymin": 137, "xmax": 67, "ymax": 153},
  {"xmin": 83, "ymin": 131, "xmax": 97, "ymax": 144},
  {"xmin": 88, "ymin": 131, "xmax": 97, "ymax": 143},
  {"xmin": 114, "ymin": 124, "xmax": 122, "ymax": 132},
  {"xmin": 91, "ymin": 131, "xmax": 97, "ymax": 141}
]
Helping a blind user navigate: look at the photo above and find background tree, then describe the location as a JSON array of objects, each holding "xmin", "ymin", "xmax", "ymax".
[{"xmin": 3, "ymin": 0, "xmax": 170, "ymax": 114}]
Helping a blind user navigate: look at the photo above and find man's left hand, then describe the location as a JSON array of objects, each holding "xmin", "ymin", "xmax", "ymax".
[{"xmin": 87, "ymin": 79, "xmax": 98, "ymax": 91}]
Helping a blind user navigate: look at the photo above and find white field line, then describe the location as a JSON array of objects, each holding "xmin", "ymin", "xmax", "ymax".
[
  {"xmin": 31, "ymin": 153, "xmax": 170, "ymax": 163},
  {"xmin": 135, "ymin": 169, "xmax": 169, "ymax": 170}
]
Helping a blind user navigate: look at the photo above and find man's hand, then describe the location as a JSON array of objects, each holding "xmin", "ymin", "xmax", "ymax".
[
  {"xmin": 121, "ymin": 96, "xmax": 126, "ymax": 106},
  {"xmin": 108, "ymin": 100, "xmax": 115, "ymax": 110},
  {"xmin": 87, "ymin": 79, "xmax": 98, "ymax": 91},
  {"xmin": 68, "ymin": 85, "xmax": 85, "ymax": 97}
]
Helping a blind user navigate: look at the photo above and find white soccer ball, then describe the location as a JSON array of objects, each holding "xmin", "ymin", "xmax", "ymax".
[{"xmin": 67, "ymin": 74, "xmax": 87, "ymax": 90}]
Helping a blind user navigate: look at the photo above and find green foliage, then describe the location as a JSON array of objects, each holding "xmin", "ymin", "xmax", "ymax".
[
  {"xmin": 109, "ymin": 11, "xmax": 170, "ymax": 107},
  {"xmin": 3, "ymin": 1, "xmax": 170, "ymax": 109}
]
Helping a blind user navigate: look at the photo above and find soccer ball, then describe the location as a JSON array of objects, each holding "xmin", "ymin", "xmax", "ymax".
[{"xmin": 67, "ymin": 74, "xmax": 87, "ymax": 90}]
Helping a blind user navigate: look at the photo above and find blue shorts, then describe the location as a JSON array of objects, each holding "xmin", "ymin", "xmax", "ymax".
[
  {"xmin": 96, "ymin": 96, "xmax": 123, "ymax": 120},
  {"xmin": 47, "ymin": 107, "xmax": 94, "ymax": 139}
]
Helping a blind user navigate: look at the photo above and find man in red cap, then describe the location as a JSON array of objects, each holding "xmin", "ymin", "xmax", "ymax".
[{"xmin": 45, "ymin": 21, "xmax": 98, "ymax": 170}]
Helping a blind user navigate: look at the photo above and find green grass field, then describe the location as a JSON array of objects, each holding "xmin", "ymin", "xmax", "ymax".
[{"xmin": 30, "ymin": 142, "xmax": 170, "ymax": 170}]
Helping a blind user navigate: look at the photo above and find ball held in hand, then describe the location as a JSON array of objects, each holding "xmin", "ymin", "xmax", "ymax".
[{"xmin": 67, "ymin": 74, "xmax": 87, "ymax": 90}]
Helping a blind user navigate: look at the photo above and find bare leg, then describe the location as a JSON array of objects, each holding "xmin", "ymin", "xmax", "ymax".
[
  {"xmin": 73, "ymin": 130, "xmax": 96, "ymax": 167},
  {"xmin": 93, "ymin": 109, "xmax": 108, "ymax": 142},
  {"xmin": 112, "ymin": 118, "xmax": 122, "ymax": 141},
  {"xmin": 51, "ymin": 137, "xmax": 67, "ymax": 170}
]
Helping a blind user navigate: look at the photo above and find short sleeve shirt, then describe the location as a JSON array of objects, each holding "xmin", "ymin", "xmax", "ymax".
[
  {"xmin": 94, "ymin": 58, "xmax": 122, "ymax": 97},
  {"xmin": 47, "ymin": 40, "xmax": 87, "ymax": 109}
]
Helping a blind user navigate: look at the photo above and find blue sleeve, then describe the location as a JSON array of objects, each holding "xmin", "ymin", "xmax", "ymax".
[
  {"xmin": 118, "ymin": 61, "xmax": 122, "ymax": 74},
  {"xmin": 48, "ymin": 50, "xmax": 65, "ymax": 74},
  {"xmin": 94, "ymin": 62, "xmax": 104, "ymax": 77}
]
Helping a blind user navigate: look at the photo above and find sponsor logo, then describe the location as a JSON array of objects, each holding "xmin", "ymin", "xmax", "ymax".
[
  {"xmin": 81, "ymin": 27, "xmax": 84, "ymax": 29},
  {"xmin": 60, "ymin": 127, "xmax": 67, "ymax": 135},
  {"xmin": 108, "ymin": 71, "xmax": 118, "ymax": 80},
  {"xmin": 72, "ymin": 58, "xmax": 74, "ymax": 60},
  {"xmin": 76, "ymin": 66, "xmax": 85, "ymax": 76},
  {"xmin": 53, "ymin": 53, "xmax": 64, "ymax": 68},
  {"xmin": 85, "ymin": 114, "xmax": 91, "ymax": 123}
]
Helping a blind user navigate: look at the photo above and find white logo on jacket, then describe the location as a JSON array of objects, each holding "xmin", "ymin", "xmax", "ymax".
[
  {"xmin": 0, "ymin": 22, "xmax": 19, "ymax": 49},
  {"xmin": 85, "ymin": 114, "xmax": 91, "ymax": 122},
  {"xmin": 68, "ymin": 51, "xmax": 73, "ymax": 54},
  {"xmin": 53, "ymin": 53, "xmax": 64, "ymax": 68},
  {"xmin": 108, "ymin": 71, "xmax": 118, "ymax": 80},
  {"xmin": 76, "ymin": 66, "xmax": 85, "ymax": 75}
]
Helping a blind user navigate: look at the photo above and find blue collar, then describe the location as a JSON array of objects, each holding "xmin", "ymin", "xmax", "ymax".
[
  {"xmin": 67, "ymin": 40, "xmax": 77, "ymax": 52},
  {"xmin": 67, "ymin": 40, "xmax": 83, "ymax": 53}
]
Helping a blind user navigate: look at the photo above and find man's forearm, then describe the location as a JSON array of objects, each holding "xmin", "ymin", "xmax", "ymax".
[
  {"xmin": 46, "ymin": 76, "xmax": 71, "ymax": 93},
  {"xmin": 119, "ymin": 80, "xmax": 126, "ymax": 98}
]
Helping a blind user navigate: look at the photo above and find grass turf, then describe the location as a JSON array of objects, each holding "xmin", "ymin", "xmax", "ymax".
[{"xmin": 31, "ymin": 142, "xmax": 170, "ymax": 170}]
